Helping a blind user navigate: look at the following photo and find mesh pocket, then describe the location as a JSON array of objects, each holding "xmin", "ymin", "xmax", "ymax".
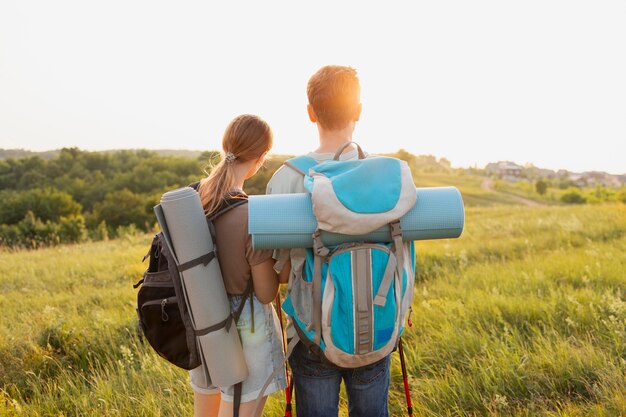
[{"xmin": 291, "ymin": 264, "xmax": 313, "ymax": 328}]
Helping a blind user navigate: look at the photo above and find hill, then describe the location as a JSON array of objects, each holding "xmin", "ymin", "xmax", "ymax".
[
  {"xmin": 0, "ymin": 148, "xmax": 204, "ymax": 160},
  {"xmin": 0, "ymin": 148, "xmax": 60, "ymax": 160}
]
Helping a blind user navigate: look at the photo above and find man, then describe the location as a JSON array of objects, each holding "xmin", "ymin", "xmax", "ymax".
[{"xmin": 266, "ymin": 65, "xmax": 392, "ymax": 417}]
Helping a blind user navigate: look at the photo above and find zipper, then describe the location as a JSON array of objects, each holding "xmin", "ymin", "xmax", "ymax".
[
  {"xmin": 141, "ymin": 297, "xmax": 177, "ymax": 322},
  {"xmin": 142, "ymin": 281, "xmax": 174, "ymax": 288},
  {"xmin": 329, "ymin": 243, "xmax": 392, "ymax": 259}
]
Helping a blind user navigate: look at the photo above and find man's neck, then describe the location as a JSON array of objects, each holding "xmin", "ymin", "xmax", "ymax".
[{"xmin": 314, "ymin": 123, "xmax": 356, "ymax": 154}]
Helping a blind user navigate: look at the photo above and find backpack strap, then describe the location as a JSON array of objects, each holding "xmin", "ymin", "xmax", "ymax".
[
  {"xmin": 333, "ymin": 141, "xmax": 366, "ymax": 160},
  {"xmin": 283, "ymin": 155, "xmax": 318, "ymax": 177},
  {"xmin": 208, "ymin": 196, "xmax": 248, "ymax": 222},
  {"xmin": 390, "ymin": 220, "xmax": 405, "ymax": 294},
  {"xmin": 310, "ymin": 230, "xmax": 330, "ymax": 346},
  {"xmin": 233, "ymin": 382, "xmax": 243, "ymax": 417},
  {"xmin": 231, "ymin": 279, "xmax": 253, "ymax": 324},
  {"xmin": 373, "ymin": 220, "xmax": 404, "ymax": 307},
  {"xmin": 230, "ymin": 279, "xmax": 253, "ymax": 417},
  {"xmin": 176, "ymin": 251, "xmax": 216, "ymax": 273},
  {"xmin": 189, "ymin": 180, "xmax": 248, "ymax": 221},
  {"xmin": 194, "ymin": 315, "xmax": 234, "ymax": 336}
]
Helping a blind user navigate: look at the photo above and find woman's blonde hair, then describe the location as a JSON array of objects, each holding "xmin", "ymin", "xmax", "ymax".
[{"xmin": 199, "ymin": 114, "xmax": 272, "ymax": 216}]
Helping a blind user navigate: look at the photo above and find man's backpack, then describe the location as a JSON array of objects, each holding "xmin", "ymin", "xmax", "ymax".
[
  {"xmin": 282, "ymin": 143, "xmax": 417, "ymax": 367},
  {"xmin": 134, "ymin": 187, "xmax": 249, "ymax": 370}
]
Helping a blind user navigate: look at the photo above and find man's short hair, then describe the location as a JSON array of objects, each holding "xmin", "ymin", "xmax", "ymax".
[{"xmin": 307, "ymin": 65, "xmax": 360, "ymax": 130}]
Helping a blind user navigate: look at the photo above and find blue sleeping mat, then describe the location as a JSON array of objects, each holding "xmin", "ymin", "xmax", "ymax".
[{"xmin": 249, "ymin": 187, "xmax": 464, "ymax": 249}]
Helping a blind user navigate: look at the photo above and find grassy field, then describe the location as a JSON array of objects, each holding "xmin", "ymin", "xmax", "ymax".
[
  {"xmin": 413, "ymin": 172, "xmax": 533, "ymax": 207},
  {"xmin": 491, "ymin": 178, "xmax": 626, "ymax": 206},
  {"xmin": 1, "ymin": 202, "xmax": 625, "ymax": 416}
]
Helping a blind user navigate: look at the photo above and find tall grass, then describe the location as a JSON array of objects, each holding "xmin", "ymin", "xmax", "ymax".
[{"xmin": 1, "ymin": 204, "xmax": 624, "ymax": 416}]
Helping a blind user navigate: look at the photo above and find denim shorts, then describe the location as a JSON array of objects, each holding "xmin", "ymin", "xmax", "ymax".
[{"xmin": 189, "ymin": 293, "xmax": 287, "ymax": 403}]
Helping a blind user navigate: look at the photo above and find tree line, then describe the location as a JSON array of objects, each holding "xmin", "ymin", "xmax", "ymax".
[
  {"xmin": 0, "ymin": 147, "xmax": 452, "ymax": 248},
  {"xmin": 0, "ymin": 148, "xmax": 204, "ymax": 248}
]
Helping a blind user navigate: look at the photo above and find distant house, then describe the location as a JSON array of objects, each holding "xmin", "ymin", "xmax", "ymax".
[
  {"xmin": 485, "ymin": 161, "xmax": 623, "ymax": 186},
  {"xmin": 568, "ymin": 173, "xmax": 586, "ymax": 187},
  {"xmin": 583, "ymin": 172, "xmax": 621, "ymax": 188},
  {"xmin": 485, "ymin": 161, "xmax": 524, "ymax": 180},
  {"xmin": 536, "ymin": 168, "xmax": 557, "ymax": 179},
  {"xmin": 568, "ymin": 172, "xmax": 623, "ymax": 188}
]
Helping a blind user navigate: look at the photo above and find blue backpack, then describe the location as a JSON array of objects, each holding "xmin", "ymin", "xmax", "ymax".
[{"xmin": 282, "ymin": 143, "xmax": 417, "ymax": 367}]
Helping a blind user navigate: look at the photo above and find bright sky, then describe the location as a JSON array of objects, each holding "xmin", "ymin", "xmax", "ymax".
[{"xmin": 1, "ymin": 1, "xmax": 625, "ymax": 174}]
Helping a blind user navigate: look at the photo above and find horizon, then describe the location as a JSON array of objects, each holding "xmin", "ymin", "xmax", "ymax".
[
  {"xmin": 1, "ymin": 1, "xmax": 625, "ymax": 175},
  {"xmin": 2, "ymin": 146, "xmax": 624, "ymax": 176}
]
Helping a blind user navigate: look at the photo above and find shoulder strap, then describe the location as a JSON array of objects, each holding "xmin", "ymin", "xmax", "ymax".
[
  {"xmin": 208, "ymin": 196, "xmax": 248, "ymax": 221},
  {"xmin": 190, "ymin": 179, "xmax": 248, "ymax": 221},
  {"xmin": 283, "ymin": 155, "xmax": 318, "ymax": 177},
  {"xmin": 232, "ymin": 279, "xmax": 253, "ymax": 324}
]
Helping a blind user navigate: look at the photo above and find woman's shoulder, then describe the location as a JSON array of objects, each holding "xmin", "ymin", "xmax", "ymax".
[
  {"xmin": 214, "ymin": 201, "xmax": 248, "ymax": 224},
  {"xmin": 229, "ymin": 201, "xmax": 249, "ymax": 217}
]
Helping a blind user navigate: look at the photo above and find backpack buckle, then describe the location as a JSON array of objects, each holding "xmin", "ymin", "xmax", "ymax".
[
  {"xmin": 312, "ymin": 230, "xmax": 329, "ymax": 257},
  {"xmin": 390, "ymin": 220, "xmax": 402, "ymax": 238}
]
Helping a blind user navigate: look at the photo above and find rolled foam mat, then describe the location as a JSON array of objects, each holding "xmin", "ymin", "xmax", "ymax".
[
  {"xmin": 159, "ymin": 187, "xmax": 248, "ymax": 387},
  {"xmin": 249, "ymin": 187, "xmax": 464, "ymax": 249}
]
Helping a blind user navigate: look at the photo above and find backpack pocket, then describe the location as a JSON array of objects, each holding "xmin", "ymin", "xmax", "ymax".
[
  {"xmin": 137, "ymin": 282, "xmax": 192, "ymax": 369},
  {"xmin": 321, "ymin": 244, "xmax": 402, "ymax": 367},
  {"xmin": 290, "ymin": 262, "xmax": 313, "ymax": 328}
]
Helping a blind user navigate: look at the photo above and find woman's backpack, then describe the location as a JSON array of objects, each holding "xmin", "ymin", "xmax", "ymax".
[
  {"xmin": 134, "ymin": 188, "xmax": 249, "ymax": 370},
  {"xmin": 135, "ymin": 231, "xmax": 200, "ymax": 369}
]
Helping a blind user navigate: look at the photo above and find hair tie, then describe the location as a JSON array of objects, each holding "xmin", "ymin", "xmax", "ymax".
[{"xmin": 224, "ymin": 152, "xmax": 237, "ymax": 164}]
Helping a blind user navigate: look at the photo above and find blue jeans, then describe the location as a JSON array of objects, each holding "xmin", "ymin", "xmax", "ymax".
[{"xmin": 288, "ymin": 342, "xmax": 391, "ymax": 417}]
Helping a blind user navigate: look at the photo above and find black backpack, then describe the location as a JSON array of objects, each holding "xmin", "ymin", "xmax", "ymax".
[
  {"xmin": 135, "ymin": 231, "xmax": 199, "ymax": 368},
  {"xmin": 134, "ymin": 188, "xmax": 250, "ymax": 370}
]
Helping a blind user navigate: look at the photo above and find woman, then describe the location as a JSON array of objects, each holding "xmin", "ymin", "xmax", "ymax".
[{"xmin": 190, "ymin": 114, "xmax": 288, "ymax": 417}]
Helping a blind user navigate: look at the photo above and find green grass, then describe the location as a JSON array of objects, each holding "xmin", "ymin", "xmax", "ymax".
[
  {"xmin": 493, "ymin": 179, "xmax": 626, "ymax": 206},
  {"xmin": 414, "ymin": 172, "xmax": 530, "ymax": 207},
  {"xmin": 1, "ymin": 204, "xmax": 625, "ymax": 416}
]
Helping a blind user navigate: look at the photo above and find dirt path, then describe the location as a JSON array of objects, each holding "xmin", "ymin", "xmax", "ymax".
[{"xmin": 480, "ymin": 178, "xmax": 545, "ymax": 207}]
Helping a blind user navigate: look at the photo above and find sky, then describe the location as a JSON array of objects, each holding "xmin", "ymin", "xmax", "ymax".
[{"xmin": 0, "ymin": 1, "xmax": 625, "ymax": 174}]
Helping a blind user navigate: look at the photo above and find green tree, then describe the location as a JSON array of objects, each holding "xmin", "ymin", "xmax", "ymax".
[
  {"xmin": 0, "ymin": 188, "xmax": 82, "ymax": 225},
  {"xmin": 535, "ymin": 179, "xmax": 548, "ymax": 195},
  {"xmin": 561, "ymin": 189, "xmax": 586, "ymax": 204},
  {"xmin": 0, "ymin": 159, "xmax": 16, "ymax": 189},
  {"xmin": 93, "ymin": 220, "xmax": 109, "ymax": 241},
  {"xmin": 0, "ymin": 223, "xmax": 20, "ymax": 246},
  {"xmin": 91, "ymin": 189, "xmax": 152, "ymax": 230},
  {"xmin": 58, "ymin": 214, "xmax": 87, "ymax": 243},
  {"xmin": 16, "ymin": 211, "xmax": 60, "ymax": 248}
]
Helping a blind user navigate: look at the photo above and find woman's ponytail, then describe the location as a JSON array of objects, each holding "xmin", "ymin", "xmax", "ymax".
[
  {"xmin": 198, "ymin": 115, "xmax": 272, "ymax": 216},
  {"xmin": 199, "ymin": 156, "xmax": 238, "ymax": 216}
]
